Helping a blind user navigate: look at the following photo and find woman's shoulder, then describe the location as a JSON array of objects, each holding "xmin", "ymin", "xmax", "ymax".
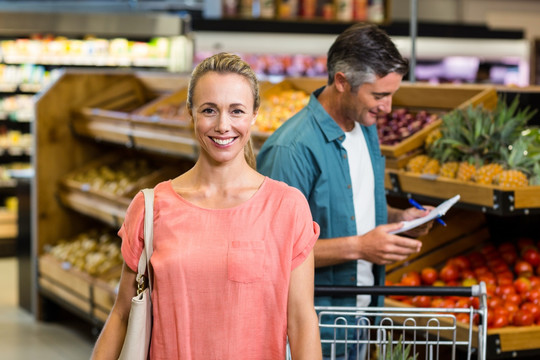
[{"xmin": 263, "ymin": 177, "xmax": 308, "ymax": 204}]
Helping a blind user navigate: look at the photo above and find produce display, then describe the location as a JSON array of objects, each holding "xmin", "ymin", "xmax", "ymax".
[
  {"xmin": 45, "ymin": 229, "xmax": 122, "ymax": 277},
  {"xmin": 254, "ymin": 89, "xmax": 309, "ymax": 132},
  {"xmin": 66, "ymin": 158, "xmax": 155, "ymax": 196},
  {"xmin": 151, "ymin": 100, "xmax": 189, "ymax": 122},
  {"xmin": 377, "ymin": 108, "xmax": 439, "ymax": 145},
  {"xmin": 405, "ymin": 97, "xmax": 540, "ymax": 187},
  {"xmin": 388, "ymin": 237, "xmax": 540, "ymax": 329}
]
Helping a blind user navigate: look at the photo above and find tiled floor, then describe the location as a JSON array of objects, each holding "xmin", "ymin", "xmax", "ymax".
[{"xmin": 0, "ymin": 257, "xmax": 95, "ymax": 360}]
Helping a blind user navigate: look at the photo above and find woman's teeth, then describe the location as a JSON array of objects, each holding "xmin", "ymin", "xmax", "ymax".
[{"xmin": 212, "ymin": 137, "xmax": 234, "ymax": 145}]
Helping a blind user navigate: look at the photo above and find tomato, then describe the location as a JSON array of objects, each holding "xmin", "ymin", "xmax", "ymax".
[
  {"xmin": 431, "ymin": 298, "xmax": 445, "ymax": 308},
  {"xmin": 523, "ymin": 248, "xmax": 540, "ymax": 267},
  {"xmin": 496, "ymin": 284, "xmax": 516, "ymax": 298},
  {"xmin": 502, "ymin": 292, "xmax": 522, "ymax": 305},
  {"xmin": 530, "ymin": 276, "xmax": 540, "ymax": 289},
  {"xmin": 513, "ymin": 309, "xmax": 534, "ymax": 326},
  {"xmin": 439, "ymin": 265, "xmax": 460, "ymax": 283},
  {"xmin": 504, "ymin": 301, "xmax": 519, "ymax": 324},
  {"xmin": 412, "ymin": 295, "xmax": 431, "ymax": 308},
  {"xmin": 490, "ymin": 313, "xmax": 509, "ymax": 329},
  {"xmin": 491, "ymin": 262, "xmax": 510, "ymax": 274},
  {"xmin": 456, "ymin": 313, "xmax": 470, "ymax": 324},
  {"xmin": 474, "ymin": 266, "xmax": 491, "ymax": 277},
  {"xmin": 420, "ymin": 267, "xmax": 438, "ymax": 285},
  {"xmin": 447, "ymin": 255, "xmax": 471, "ymax": 271},
  {"xmin": 481, "ymin": 244, "xmax": 497, "ymax": 256},
  {"xmin": 401, "ymin": 271, "xmax": 421, "ymax": 286},
  {"xmin": 514, "ymin": 277, "xmax": 532, "ymax": 294},
  {"xmin": 517, "ymin": 237, "xmax": 536, "ymax": 252},
  {"xmin": 521, "ymin": 302, "xmax": 540, "ymax": 322},
  {"xmin": 454, "ymin": 298, "xmax": 471, "ymax": 308},
  {"xmin": 525, "ymin": 288, "xmax": 540, "ymax": 304},
  {"xmin": 501, "ymin": 251, "xmax": 518, "ymax": 266},
  {"xmin": 461, "ymin": 269, "xmax": 476, "ymax": 280},
  {"xmin": 496, "ymin": 273, "xmax": 514, "ymax": 286},
  {"xmin": 469, "ymin": 296, "xmax": 480, "ymax": 310},
  {"xmin": 487, "ymin": 296, "xmax": 504, "ymax": 309},
  {"xmin": 514, "ymin": 260, "xmax": 534, "ymax": 278}
]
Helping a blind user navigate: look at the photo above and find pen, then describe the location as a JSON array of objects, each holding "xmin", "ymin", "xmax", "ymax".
[{"xmin": 408, "ymin": 197, "xmax": 447, "ymax": 226}]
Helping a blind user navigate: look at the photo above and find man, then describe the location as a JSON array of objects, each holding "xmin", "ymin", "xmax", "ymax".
[{"xmin": 257, "ymin": 23, "xmax": 434, "ymax": 359}]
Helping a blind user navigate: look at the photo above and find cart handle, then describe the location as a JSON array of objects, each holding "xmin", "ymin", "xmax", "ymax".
[{"xmin": 315, "ymin": 284, "xmax": 484, "ymax": 298}]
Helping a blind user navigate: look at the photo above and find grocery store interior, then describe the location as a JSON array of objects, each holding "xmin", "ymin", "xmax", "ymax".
[{"xmin": 1, "ymin": 0, "xmax": 540, "ymax": 359}]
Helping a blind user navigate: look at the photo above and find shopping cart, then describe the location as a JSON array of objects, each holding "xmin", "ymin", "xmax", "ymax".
[{"xmin": 295, "ymin": 283, "xmax": 487, "ymax": 360}]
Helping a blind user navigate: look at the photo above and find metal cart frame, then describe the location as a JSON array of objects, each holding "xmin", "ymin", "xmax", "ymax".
[{"xmin": 297, "ymin": 283, "xmax": 488, "ymax": 360}]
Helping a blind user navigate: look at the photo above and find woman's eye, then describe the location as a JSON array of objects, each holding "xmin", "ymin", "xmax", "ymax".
[
  {"xmin": 201, "ymin": 108, "xmax": 215, "ymax": 114},
  {"xmin": 232, "ymin": 109, "xmax": 245, "ymax": 115}
]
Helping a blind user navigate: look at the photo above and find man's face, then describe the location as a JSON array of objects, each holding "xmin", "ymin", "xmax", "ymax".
[{"xmin": 344, "ymin": 72, "xmax": 403, "ymax": 127}]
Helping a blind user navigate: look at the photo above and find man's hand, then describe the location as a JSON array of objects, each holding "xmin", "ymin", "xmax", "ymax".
[
  {"xmin": 355, "ymin": 223, "xmax": 422, "ymax": 265},
  {"xmin": 401, "ymin": 206, "xmax": 435, "ymax": 237}
]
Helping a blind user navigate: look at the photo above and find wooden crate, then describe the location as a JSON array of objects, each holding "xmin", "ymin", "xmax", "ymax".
[
  {"xmin": 38, "ymin": 253, "xmax": 94, "ymax": 314},
  {"xmin": 73, "ymin": 76, "xmax": 157, "ymax": 146},
  {"xmin": 380, "ymin": 84, "xmax": 499, "ymax": 165},
  {"xmin": 93, "ymin": 267, "xmax": 121, "ymax": 322},
  {"xmin": 385, "ymin": 169, "xmax": 540, "ymax": 213},
  {"xmin": 59, "ymin": 153, "xmax": 182, "ymax": 226},
  {"xmin": 130, "ymin": 87, "xmax": 198, "ymax": 158}
]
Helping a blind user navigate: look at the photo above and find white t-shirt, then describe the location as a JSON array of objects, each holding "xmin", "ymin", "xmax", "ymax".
[{"xmin": 342, "ymin": 123, "xmax": 376, "ymax": 307}]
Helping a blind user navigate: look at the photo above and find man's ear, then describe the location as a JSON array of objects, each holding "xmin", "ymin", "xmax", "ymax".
[{"xmin": 334, "ymin": 72, "xmax": 349, "ymax": 93}]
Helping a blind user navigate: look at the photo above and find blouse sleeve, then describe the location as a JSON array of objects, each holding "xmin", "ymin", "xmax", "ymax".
[
  {"xmin": 289, "ymin": 186, "xmax": 320, "ymax": 270},
  {"xmin": 119, "ymin": 191, "xmax": 145, "ymax": 272}
]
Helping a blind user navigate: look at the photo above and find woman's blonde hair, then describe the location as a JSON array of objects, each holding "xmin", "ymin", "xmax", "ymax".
[{"xmin": 187, "ymin": 52, "xmax": 260, "ymax": 169}]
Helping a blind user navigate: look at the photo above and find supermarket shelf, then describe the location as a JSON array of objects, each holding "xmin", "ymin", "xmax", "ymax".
[{"xmin": 385, "ymin": 169, "xmax": 540, "ymax": 216}]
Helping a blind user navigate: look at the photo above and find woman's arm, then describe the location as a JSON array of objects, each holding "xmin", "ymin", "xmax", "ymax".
[
  {"xmin": 91, "ymin": 263, "xmax": 138, "ymax": 360},
  {"xmin": 287, "ymin": 250, "xmax": 322, "ymax": 359}
]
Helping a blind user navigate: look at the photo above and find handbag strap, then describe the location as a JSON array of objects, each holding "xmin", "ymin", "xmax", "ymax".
[{"xmin": 136, "ymin": 188, "xmax": 154, "ymax": 294}]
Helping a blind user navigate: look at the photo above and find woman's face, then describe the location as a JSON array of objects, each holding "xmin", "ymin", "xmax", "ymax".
[{"xmin": 191, "ymin": 72, "xmax": 256, "ymax": 166}]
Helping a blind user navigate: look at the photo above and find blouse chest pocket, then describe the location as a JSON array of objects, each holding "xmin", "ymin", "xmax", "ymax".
[{"xmin": 228, "ymin": 240, "xmax": 266, "ymax": 283}]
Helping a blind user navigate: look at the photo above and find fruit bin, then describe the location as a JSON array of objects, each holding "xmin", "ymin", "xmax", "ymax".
[
  {"xmin": 385, "ymin": 169, "xmax": 540, "ymax": 215},
  {"xmin": 39, "ymin": 253, "xmax": 121, "ymax": 325},
  {"xmin": 384, "ymin": 208, "xmax": 540, "ymax": 358},
  {"xmin": 58, "ymin": 152, "xmax": 183, "ymax": 227},
  {"xmin": 250, "ymin": 77, "xmax": 325, "ymax": 152},
  {"xmin": 130, "ymin": 87, "xmax": 198, "ymax": 158},
  {"xmin": 380, "ymin": 83, "xmax": 498, "ymax": 169},
  {"xmin": 72, "ymin": 76, "xmax": 157, "ymax": 147}
]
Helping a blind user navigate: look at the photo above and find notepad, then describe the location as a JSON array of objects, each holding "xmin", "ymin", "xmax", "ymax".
[{"xmin": 389, "ymin": 195, "xmax": 461, "ymax": 235}]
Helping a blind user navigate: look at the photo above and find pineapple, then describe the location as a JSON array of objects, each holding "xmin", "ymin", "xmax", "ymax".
[
  {"xmin": 406, "ymin": 155, "xmax": 430, "ymax": 173},
  {"xmin": 475, "ymin": 163, "xmax": 504, "ymax": 185},
  {"xmin": 456, "ymin": 161, "xmax": 477, "ymax": 182},
  {"xmin": 439, "ymin": 161, "xmax": 459, "ymax": 179},
  {"xmin": 494, "ymin": 170, "xmax": 529, "ymax": 188},
  {"xmin": 494, "ymin": 136, "xmax": 540, "ymax": 188},
  {"xmin": 422, "ymin": 158, "xmax": 440, "ymax": 175}
]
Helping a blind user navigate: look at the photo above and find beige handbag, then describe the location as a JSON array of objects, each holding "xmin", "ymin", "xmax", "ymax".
[{"xmin": 118, "ymin": 188, "xmax": 154, "ymax": 360}]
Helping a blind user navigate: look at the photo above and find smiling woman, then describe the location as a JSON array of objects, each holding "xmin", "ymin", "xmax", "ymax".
[{"xmin": 91, "ymin": 52, "xmax": 322, "ymax": 360}]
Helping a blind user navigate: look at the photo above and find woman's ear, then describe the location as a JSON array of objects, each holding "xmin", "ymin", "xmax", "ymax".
[{"xmin": 251, "ymin": 110, "xmax": 258, "ymax": 125}]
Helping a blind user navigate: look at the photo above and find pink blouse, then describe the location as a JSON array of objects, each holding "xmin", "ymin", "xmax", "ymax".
[{"xmin": 120, "ymin": 178, "xmax": 319, "ymax": 359}]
